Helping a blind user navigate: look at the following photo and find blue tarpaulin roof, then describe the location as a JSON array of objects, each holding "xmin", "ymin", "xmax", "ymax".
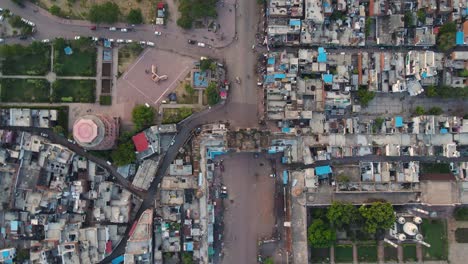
[
  {"xmin": 421, "ymin": 72, "xmax": 428, "ymax": 78},
  {"xmin": 315, "ymin": 165, "xmax": 332, "ymax": 176},
  {"xmin": 104, "ymin": 40, "xmax": 111, "ymax": 48},
  {"xmin": 274, "ymin": 73, "xmax": 286, "ymax": 79},
  {"xmin": 267, "ymin": 57, "xmax": 275, "ymax": 65},
  {"xmin": 282, "ymin": 156, "xmax": 288, "ymax": 163},
  {"xmin": 185, "ymin": 242, "xmax": 194, "ymax": 251},
  {"xmin": 111, "ymin": 256, "xmax": 124, "ymax": 264},
  {"xmin": 323, "ymin": 74, "xmax": 333, "ymax": 84},
  {"xmin": 395, "ymin": 116, "xmax": 403, "ymax": 127},
  {"xmin": 289, "ymin": 19, "xmax": 301, "ymax": 26},
  {"xmin": 64, "ymin": 46, "xmax": 73, "ymax": 55},
  {"xmin": 265, "ymin": 75, "xmax": 275, "ymax": 83},
  {"xmin": 318, "ymin": 47, "xmax": 327, "ymax": 62},
  {"xmin": 283, "ymin": 170, "xmax": 288, "ymax": 184},
  {"xmin": 10, "ymin": 221, "xmax": 18, "ymax": 231},
  {"xmin": 282, "ymin": 127, "xmax": 291, "ymax": 133},
  {"xmin": 2, "ymin": 251, "xmax": 9, "ymax": 257},
  {"xmin": 440, "ymin": 128, "xmax": 448, "ymax": 134},
  {"xmin": 456, "ymin": 31, "xmax": 465, "ymax": 45}
]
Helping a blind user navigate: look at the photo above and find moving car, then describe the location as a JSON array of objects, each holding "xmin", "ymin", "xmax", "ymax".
[{"xmin": 154, "ymin": 31, "xmax": 162, "ymax": 36}]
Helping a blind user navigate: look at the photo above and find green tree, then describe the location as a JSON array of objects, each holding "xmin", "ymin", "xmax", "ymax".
[
  {"xmin": 88, "ymin": 2, "xmax": 120, "ymax": 24},
  {"xmin": 177, "ymin": 16, "xmax": 193, "ymax": 29},
  {"xmin": 427, "ymin": 106, "xmax": 443, "ymax": 115},
  {"xmin": 356, "ymin": 86, "xmax": 375, "ymax": 107},
  {"xmin": 182, "ymin": 252, "xmax": 193, "ymax": 264},
  {"xmin": 49, "ymin": 5, "xmax": 61, "ymax": 16},
  {"xmin": 132, "ymin": 104, "xmax": 155, "ymax": 130},
  {"xmin": 185, "ymin": 83, "xmax": 195, "ymax": 96},
  {"xmin": 437, "ymin": 22, "xmax": 456, "ymax": 51},
  {"xmin": 459, "ymin": 69, "xmax": 468, "ymax": 77},
  {"xmin": 417, "ymin": 9, "xmax": 426, "ymax": 24},
  {"xmin": 414, "ymin": 106, "xmax": 426, "ymax": 116},
  {"xmin": 264, "ymin": 258, "xmax": 274, "ymax": 264},
  {"xmin": 404, "ymin": 11, "xmax": 414, "ymax": 26},
  {"xmin": 127, "ymin": 8, "xmax": 143, "ymax": 24},
  {"xmin": 206, "ymin": 82, "xmax": 220, "ymax": 106},
  {"xmin": 426, "ymin": 85, "xmax": 437, "ymax": 97},
  {"xmin": 111, "ymin": 141, "xmax": 136, "ymax": 166},
  {"xmin": 327, "ymin": 202, "xmax": 359, "ymax": 229},
  {"xmin": 52, "ymin": 125, "xmax": 65, "ymax": 135},
  {"xmin": 359, "ymin": 202, "xmax": 394, "ymax": 234},
  {"xmin": 307, "ymin": 219, "xmax": 336, "ymax": 248},
  {"xmin": 200, "ymin": 58, "xmax": 213, "ymax": 72}
]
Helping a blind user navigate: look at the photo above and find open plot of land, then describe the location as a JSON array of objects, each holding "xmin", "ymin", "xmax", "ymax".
[
  {"xmin": 357, "ymin": 244, "xmax": 378, "ymax": 262},
  {"xmin": 36, "ymin": 0, "xmax": 157, "ymax": 22},
  {"xmin": 54, "ymin": 40, "xmax": 96, "ymax": 76},
  {"xmin": 402, "ymin": 244, "xmax": 417, "ymax": 262},
  {"xmin": 421, "ymin": 219, "xmax": 448, "ymax": 260},
  {"xmin": 335, "ymin": 244, "xmax": 354, "ymax": 263},
  {"xmin": 220, "ymin": 153, "xmax": 276, "ymax": 264},
  {"xmin": 173, "ymin": 81, "xmax": 199, "ymax": 104},
  {"xmin": 162, "ymin": 108, "xmax": 193, "ymax": 124},
  {"xmin": 0, "ymin": 79, "xmax": 50, "ymax": 102},
  {"xmin": 118, "ymin": 44, "xmax": 144, "ymax": 75},
  {"xmin": 52, "ymin": 79, "xmax": 96, "ymax": 103},
  {"xmin": 117, "ymin": 49, "xmax": 194, "ymax": 106},
  {"xmin": 384, "ymin": 245, "xmax": 398, "ymax": 262},
  {"xmin": 1, "ymin": 43, "xmax": 51, "ymax": 75}
]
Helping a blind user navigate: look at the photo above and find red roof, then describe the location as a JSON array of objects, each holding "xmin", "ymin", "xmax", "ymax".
[
  {"xmin": 433, "ymin": 27, "xmax": 440, "ymax": 35},
  {"xmin": 157, "ymin": 2, "xmax": 164, "ymax": 9},
  {"xmin": 132, "ymin": 132, "xmax": 149, "ymax": 152},
  {"xmin": 105, "ymin": 241, "xmax": 112, "ymax": 253}
]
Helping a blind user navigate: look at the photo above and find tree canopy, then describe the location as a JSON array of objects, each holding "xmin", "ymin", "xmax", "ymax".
[
  {"xmin": 437, "ymin": 22, "xmax": 456, "ymax": 52},
  {"xmin": 88, "ymin": 2, "xmax": 120, "ymax": 24},
  {"xmin": 414, "ymin": 106, "xmax": 425, "ymax": 116},
  {"xmin": 132, "ymin": 105, "xmax": 155, "ymax": 130},
  {"xmin": 127, "ymin": 8, "xmax": 143, "ymax": 24},
  {"xmin": 307, "ymin": 219, "xmax": 336, "ymax": 248},
  {"xmin": 111, "ymin": 141, "xmax": 136, "ymax": 166},
  {"xmin": 206, "ymin": 82, "xmax": 220, "ymax": 106},
  {"xmin": 358, "ymin": 202, "xmax": 395, "ymax": 234},
  {"xmin": 356, "ymin": 86, "xmax": 375, "ymax": 107},
  {"xmin": 327, "ymin": 202, "xmax": 359, "ymax": 229},
  {"xmin": 177, "ymin": 0, "xmax": 217, "ymax": 29}
]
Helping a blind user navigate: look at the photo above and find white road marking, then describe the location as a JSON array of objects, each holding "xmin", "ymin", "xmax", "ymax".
[
  {"xmin": 124, "ymin": 79, "xmax": 153, "ymax": 101},
  {"xmin": 122, "ymin": 48, "xmax": 150, "ymax": 80},
  {"xmin": 154, "ymin": 66, "xmax": 191, "ymax": 104}
]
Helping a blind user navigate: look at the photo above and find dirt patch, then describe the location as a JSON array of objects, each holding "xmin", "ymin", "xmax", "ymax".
[
  {"xmin": 102, "ymin": 63, "xmax": 111, "ymax": 77},
  {"xmin": 37, "ymin": 0, "xmax": 157, "ymax": 22},
  {"xmin": 173, "ymin": 80, "xmax": 199, "ymax": 104},
  {"xmin": 101, "ymin": 79, "xmax": 111, "ymax": 94},
  {"xmin": 118, "ymin": 45, "xmax": 143, "ymax": 75}
]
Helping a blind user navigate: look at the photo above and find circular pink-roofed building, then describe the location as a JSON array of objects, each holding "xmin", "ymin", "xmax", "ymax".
[{"xmin": 73, "ymin": 114, "xmax": 118, "ymax": 150}]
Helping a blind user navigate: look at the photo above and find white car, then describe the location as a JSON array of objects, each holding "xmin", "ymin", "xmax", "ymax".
[
  {"xmin": 117, "ymin": 39, "xmax": 124, "ymax": 43},
  {"xmin": 41, "ymin": 39, "xmax": 50, "ymax": 43},
  {"xmin": 154, "ymin": 31, "xmax": 162, "ymax": 36},
  {"xmin": 0, "ymin": 38, "xmax": 4, "ymax": 43},
  {"xmin": 125, "ymin": 39, "xmax": 133, "ymax": 43},
  {"xmin": 139, "ymin": 41, "xmax": 146, "ymax": 45},
  {"xmin": 92, "ymin": 37, "xmax": 98, "ymax": 41},
  {"xmin": 146, "ymin": 41, "xmax": 155, "ymax": 46},
  {"xmin": 74, "ymin": 36, "xmax": 81, "ymax": 40},
  {"xmin": 121, "ymin": 28, "xmax": 128, "ymax": 32},
  {"xmin": 197, "ymin": 42, "xmax": 206, "ymax": 47},
  {"xmin": 109, "ymin": 27, "xmax": 116, "ymax": 31},
  {"xmin": 109, "ymin": 39, "xmax": 115, "ymax": 42}
]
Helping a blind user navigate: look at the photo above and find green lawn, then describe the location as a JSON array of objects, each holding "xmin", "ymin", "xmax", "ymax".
[
  {"xmin": 420, "ymin": 163, "xmax": 451, "ymax": 174},
  {"xmin": 334, "ymin": 244, "xmax": 354, "ymax": 263},
  {"xmin": 54, "ymin": 39, "xmax": 97, "ymax": 76},
  {"xmin": 384, "ymin": 245, "xmax": 398, "ymax": 262},
  {"xmin": 0, "ymin": 79, "xmax": 50, "ymax": 102},
  {"xmin": 1, "ymin": 43, "xmax": 51, "ymax": 75},
  {"xmin": 402, "ymin": 244, "xmax": 417, "ymax": 262},
  {"xmin": 310, "ymin": 247, "xmax": 330, "ymax": 263},
  {"xmin": 357, "ymin": 244, "xmax": 378, "ymax": 262},
  {"xmin": 421, "ymin": 219, "xmax": 448, "ymax": 260},
  {"xmin": 52, "ymin": 80, "xmax": 96, "ymax": 103},
  {"xmin": 162, "ymin": 107, "xmax": 193, "ymax": 124}
]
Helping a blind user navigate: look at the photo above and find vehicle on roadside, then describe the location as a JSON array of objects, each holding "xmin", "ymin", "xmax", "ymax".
[
  {"xmin": 109, "ymin": 27, "xmax": 116, "ymax": 31},
  {"xmin": 117, "ymin": 39, "xmax": 124, "ymax": 43},
  {"xmin": 235, "ymin": 76, "xmax": 241, "ymax": 84},
  {"xmin": 40, "ymin": 133, "xmax": 48, "ymax": 138},
  {"xmin": 121, "ymin": 28, "xmax": 128, "ymax": 32},
  {"xmin": 125, "ymin": 39, "xmax": 133, "ymax": 43},
  {"xmin": 170, "ymin": 138, "xmax": 176, "ymax": 146},
  {"xmin": 109, "ymin": 39, "xmax": 115, "ymax": 42},
  {"xmin": 139, "ymin": 41, "xmax": 146, "ymax": 45},
  {"xmin": 92, "ymin": 37, "xmax": 98, "ymax": 41},
  {"xmin": 106, "ymin": 161, "xmax": 112, "ymax": 166},
  {"xmin": 41, "ymin": 39, "xmax": 50, "ymax": 43},
  {"xmin": 0, "ymin": 38, "xmax": 4, "ymax": 43},
  {"xmin": 197, "ymin": 42, "xmax": 206, "ymax": 47},
  {"xmin": 154, "ymin": 31, "xmax": 162, "ymax": 36},
  {"xmin": 146, "ymin": 41, "xmax": 155, "ymax": 47},
  {"xmin": 188, "ymin": 39, "xmax": 196, "ymax": 44},
  {"xmin": 74, "ymin": 36, "xmax": 80, "ymax": 40},
  {"xmin": 90, "ymin": 25, "xmax": 97, "ymax": 30},
  {"xmin": 269, "ymin": 173, "xmax": 276, "ymax": 178}
]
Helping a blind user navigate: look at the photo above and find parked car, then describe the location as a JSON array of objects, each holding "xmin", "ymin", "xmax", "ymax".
[
  {"xmin": 121, "ymin": 28, "xmax": 128, "ymax": 32},
  {"xmin": 125, "ymin": 39, "xmax": 133, "ymax": 43},
  {"xmin": 117, "ymin": 39, "xmax": 124, "ymax": 43},
  {"xmin": 139, "ymin": 41, "xmax": 146, "ymax": 45},
  {"xmin": 41, "ymin": 39, "xmax": 50, "ymax": 43},
  {"xmin": 197, "ymin": 42, "xmax": 206, "ymax": 47},
  {"xmin": 0, "ymin": 38, "xmax": 4, "ymax": 43},
  {"xmin": 154, "ymin": 31, "xmax": 162, "ymax": 36},
  {"xmin": 74, "ymin": 36, "xmax": 81, "ymax": 40},
  {"xmin": 109, "ymin": 27, "xmax": 116, "ymax": 31},
  {"xmin": 40, "ymin": 133, "xmax": 48, "ymax": 138},
  {"xmin": 188, "ymin": 39, "xmax": 196, "ymax": 44},
  {"xmin": 146, "ymin": 41, "xmax": 155, "ymax": 47},
  {"xmin": 91, "ymin": 37, "xmax": 98, "ymax": 41},
  {"xmin": 90, "ymin": 25, "xmax": 97, "ymax": 30}
]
